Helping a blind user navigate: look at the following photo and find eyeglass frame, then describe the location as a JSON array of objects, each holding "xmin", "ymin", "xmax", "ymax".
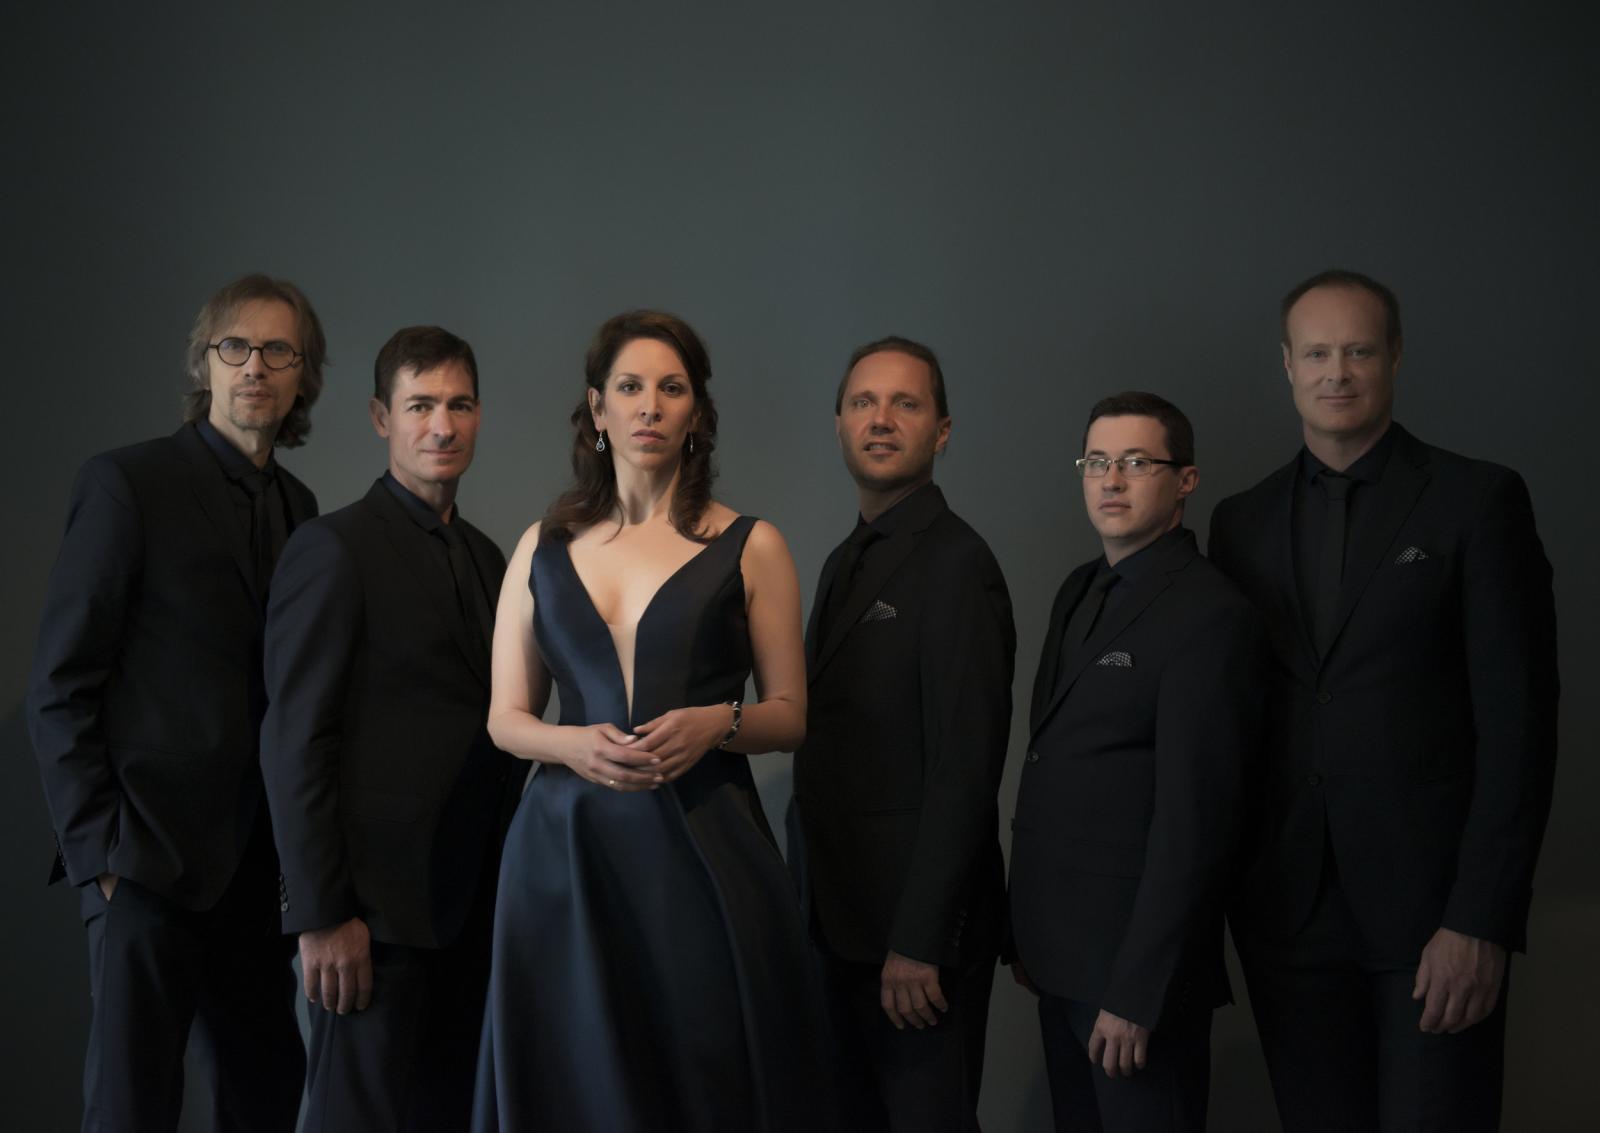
[
  {"xmin": 206, "ymin": 337, "xmax": 304, "ymax": 371},
  {"xmin": 1074, "ymin": 455, "xmax": 1186, "ymax": 478}
]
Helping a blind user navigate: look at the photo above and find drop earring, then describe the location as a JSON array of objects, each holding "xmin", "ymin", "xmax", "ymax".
[
  {"xmin": 595, "ymin": 430, "xmax": 607, "ymax": 453},
  {"xmin": 688, "ymin": 434, "xmax": 695, "ymax": 455}
]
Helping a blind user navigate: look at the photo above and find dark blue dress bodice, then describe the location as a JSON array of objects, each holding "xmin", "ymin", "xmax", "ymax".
[{"xmin": 473, "ymin": 517, "xmax": 831, "ymax": 1132}]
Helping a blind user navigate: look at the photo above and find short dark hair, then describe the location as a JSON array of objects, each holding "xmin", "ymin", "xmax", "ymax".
[
  {"xmin": 373, "ymin": 326, "xmax": 479, "ymax": 407},
  {"xmin": 182, "ymin": 273, "xmax": 327, "ymax": 448},
  {"xmin": 1082, "ymin": 391, "xmax": 1196, "ymax": 467},
  {"xmin": 835, "ymin": 335, "xmax": 949, "ymax": 417},
  {"xmin": 1280, "ymin": 268, "xmax": 1404, "ymax": 354}
]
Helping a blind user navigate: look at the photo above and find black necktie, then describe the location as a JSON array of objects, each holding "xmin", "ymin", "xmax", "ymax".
[
  {"xmin": 1314, "ymin": 471, "xmax": 1353, "ymax": 656},
  {"xmin": 238, "ymin": 468, "xmax": 277, "ymax": 597},
  {"xmin": 436, "ymin": 522, "xmax": 494, "ymax": 662},
  {"xmin": 821, "ymin": 522, "xmax": 882, "ymax": 642},
  {"xmin": 1062, "ymin": 569, "xmax": 1120, "ymax": 657}
]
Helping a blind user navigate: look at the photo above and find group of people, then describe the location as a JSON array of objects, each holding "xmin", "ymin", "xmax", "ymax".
[{"xmin": 26, "ymin": 267, "xmax": 1557, "ymax": 1133}]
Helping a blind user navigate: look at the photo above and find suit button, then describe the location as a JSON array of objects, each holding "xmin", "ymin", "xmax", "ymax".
[
  {"xmin": 1025, "ymin": 750, "xmax": 1040, "ymax": 764},
  {"xmin": 1307, "ymin": 774, "xmax": 1322, "ymax": 787},
  {"xmin": 280, "ymin": 901, "xmax": 290, "ymax": 912},
  {"xmin": 1316, "ymin": 691, "xmax": 1332, "ymax": 705}
]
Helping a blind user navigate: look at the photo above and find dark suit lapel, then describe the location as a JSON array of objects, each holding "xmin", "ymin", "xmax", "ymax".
[
  {"xmin": 811, "ymin": 527, "xmax": 922, "ymax": 680},
  {"xmin": 1029, "ymin": 567, "xmax": 1094, "ymax": 733},
  {"xmin": 805, "ymin": 542, "xmax": 847, "ymax": 671},
  {"xmin": 1269, "ymin": 462, "xmax": 1320, "ymax": 675},
  {"xmin": 283, "ymin": 472, "xmax": 316, "ymax": 530},
  {"xmin": 172, "ymin": 425, "xmax": 257, "ymax": 604},
  {"xmin": 369, "ymin": 481, "xmax": 492, "ymax": 688},
  {"xmin": 1322, "ymin": 429, "xmax": 1431, "ymax": 662},
  {"xmin": 1029, "ymin": 533, "xmax": 1195, "ymax": 745}
]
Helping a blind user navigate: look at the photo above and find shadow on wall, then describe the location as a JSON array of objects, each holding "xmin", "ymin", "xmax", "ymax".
[{"xmin": 0, "ymin": 702, "xmax": 93, "ymax": 1132}]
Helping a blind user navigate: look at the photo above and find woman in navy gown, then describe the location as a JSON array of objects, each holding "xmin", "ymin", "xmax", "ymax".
[{"xmin": 473, "ymin": 311, "xmax": 832, "ymax": 1132}]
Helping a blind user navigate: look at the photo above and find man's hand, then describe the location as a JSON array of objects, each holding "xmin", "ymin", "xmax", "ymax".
[
  {"xmin": 1413, "ymin": 926, "xmax": 1506, "ymax": 1034},
  {"xmin": 881, "ymin": 950, "xmax": 948, "ymax": 1030},
  {"xmin": 96, "ymin": 872, "xmax": 118, "ymax": 902},
  {"xmin": 299, "ymin": 917, "xmax": 373, "ymax": 1015},
  {"xmin": 1087, "ymin": 1009, "xmax": 1149, "ymax": 1078}
]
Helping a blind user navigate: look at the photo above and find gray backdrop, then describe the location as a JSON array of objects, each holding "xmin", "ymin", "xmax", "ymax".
[{"xmin": 5, "ymin": 3, "xmax": 1594, "ymax": 1130}]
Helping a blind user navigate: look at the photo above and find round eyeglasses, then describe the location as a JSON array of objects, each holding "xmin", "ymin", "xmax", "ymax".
[
  {"xmin": 207, "ymin": 337, "xmax": 303, "ymax": 370},
  {"xmin": 1075, "ymin": 456, "xmax": 1183, "ymax": 478}
]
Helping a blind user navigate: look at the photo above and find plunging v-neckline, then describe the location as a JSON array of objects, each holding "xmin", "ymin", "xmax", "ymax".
[{"xmin": 558, "ymin": 520, "xmax": 746, "ymax": 721}]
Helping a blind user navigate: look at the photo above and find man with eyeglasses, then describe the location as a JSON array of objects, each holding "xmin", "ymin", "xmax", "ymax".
[
  {"xmin": 27, "ymin": 273, "xmax": 324, "ymax": 1131},
  {"xmin": 1207, "ymin": 270, "xmax": 1558, "ymax": 1132},
  {"xmin": 1007, "ymin": 391, "xmax": 1263, "ymax": 1132}
]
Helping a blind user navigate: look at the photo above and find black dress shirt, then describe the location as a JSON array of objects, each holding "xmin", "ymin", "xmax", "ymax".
[
  {"xmin": 196, "ymin": 418, "xmax": 288, "ymax": 587},
  {"xmin": 380, "ymin": 472, "xmax": 493, "ymax": 630},
  {"xmin": 1292, "ymin": 426, "xmax": 1396, "ymax": 642}
]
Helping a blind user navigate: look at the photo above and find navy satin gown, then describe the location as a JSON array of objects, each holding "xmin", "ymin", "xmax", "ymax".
[{"xmin": 473, "ymin": 517, "xmax": 833, "ymax": 1132}]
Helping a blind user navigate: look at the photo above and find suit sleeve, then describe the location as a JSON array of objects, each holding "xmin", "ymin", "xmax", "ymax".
[
  {"xmin": 889, "ymin": 543, "xmax": 1016, "ymax": 966},
  {"xmin": 261, "ymin": 521, "xmax": 363, "ymax": 934},
  {"xmin": 1442, "ymin": 468, "xmax": 1558, "ymax": 949},
  {"xmin": 1101, "ymin": 600, "xmax": 1263, "ymax": 1029},
  {"xmin": 26, "ymin": 457, "xmax": 142, "ymax": 885}
]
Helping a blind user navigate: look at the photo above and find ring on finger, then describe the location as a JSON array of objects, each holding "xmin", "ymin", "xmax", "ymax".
[{"xmin": 606, "ymin": 778, "xmax": 617, "ymax": 788}]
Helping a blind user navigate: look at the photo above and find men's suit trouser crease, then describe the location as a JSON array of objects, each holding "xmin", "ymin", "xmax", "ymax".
[
  {"xmin": 1237, "ymin": 844, "xmax": 1508, "ymax": 1133},
  {"xmin": 78, "ymin": 818, "xmax": 303, "ymax": 1133}
]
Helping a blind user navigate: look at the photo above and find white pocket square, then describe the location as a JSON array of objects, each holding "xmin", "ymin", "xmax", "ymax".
[
  {"xmin": 1096, "ymin": 651, "xmax": 1134, "ymax": 668},
  {"xmin": 860, "ymin": 600, "xmax": 897, "ymax": 623},
  {"xmin": 1395, "ymin": 546, "xmax": 1429, "ymax": 564}
]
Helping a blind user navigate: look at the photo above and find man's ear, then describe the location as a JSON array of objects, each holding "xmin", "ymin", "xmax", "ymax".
[{"xmin": 369, "ymin": 397, "xmax": 390, "ymax": 438}]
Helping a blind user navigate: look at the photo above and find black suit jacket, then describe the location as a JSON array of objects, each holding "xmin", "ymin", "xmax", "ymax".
[
  {"xmin": 261, "ymin": 479, "xmax": 516, "ymax": 949},
  {"xmin": 1208, "ymin": 425, "xmax": 1558, "ymax": 955},
  {"xmin": 790, "ymin": 484, "xmax": 1016, "ymax": 969},
  {"xmin": 27, "ymin": 424, "xmax": 317, "ymax": 909},
  {"xmin": 1008, "ymin": 529, "xmax": 1262, "ymax": 1030}
]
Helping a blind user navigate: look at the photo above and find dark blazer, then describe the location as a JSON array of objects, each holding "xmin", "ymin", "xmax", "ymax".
[
  {"xmin": 261, "ymin": 479, "xmax": 516, "ymax": 949},
  {"xmin": 1009, "ymin": 529, "xmax": 1262, "ymax": 1030},
  {"xmin": 791, "ymin": 484, "xmax": 1015, "ymax": 969},
  {"xmin": 27, "ymin": 424, "xmax": 317, "ymax": 910},
  {"xmin": 1208, "ymin": 424, "xmax": 1558, "ymax": 955}
]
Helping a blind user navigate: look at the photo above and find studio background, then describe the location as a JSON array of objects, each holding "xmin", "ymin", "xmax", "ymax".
[{"xmin": 4, "ymin": 3, "xmax": 1594, "ymax": 1129}]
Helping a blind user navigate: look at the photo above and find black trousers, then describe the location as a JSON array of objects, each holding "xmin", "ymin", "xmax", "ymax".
[
  {"xmin": 78, "ymin": 817, "xmax": 303, "ymax": 1133},
  {"xmin": 1037, "ymin": 994, "xmax": 1211, "ymax": 1133},
  {"xmin": 301, "ymin": 858, "xmax": 497, "ymax": 1133},
  {"xmin": 1237, "ymin": 850, "xmax": 1509, "ymax": 1133},
  {"xmin": 822, "ymin": 952, "xmax": 995, "ymax": 1133}
]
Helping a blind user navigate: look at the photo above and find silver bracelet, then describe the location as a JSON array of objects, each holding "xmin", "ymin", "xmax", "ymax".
[{"xmin": 715, "ymin": 699, "xmax": 743, "ymax": 749}]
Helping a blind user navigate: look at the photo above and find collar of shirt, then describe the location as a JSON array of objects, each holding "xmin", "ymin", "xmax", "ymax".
[
  {"xmin": 1107, "ymin": 525, "xmax": 1188, "ymax": 586},
  {"xmin": 381, "ymin": 471, "xmax": 458, "ymax": 534},
  {"xmin": 862, "ymin": 480, "xmax": 944, "ymax": 538},
  {"xmin": 196, "ymin": 418, "xmax": 277, "ymax": 482},
  {"xmin": 1298, "ymin": 422, "xmax": 1396, "ymax": 487}
]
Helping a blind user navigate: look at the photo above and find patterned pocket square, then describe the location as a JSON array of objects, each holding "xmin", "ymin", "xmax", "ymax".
[
  {"xmin": 1096, "ymin": 651, "xmax": 1134, "ymax": 668},
  {"xmin": 860, "ymin": 600, "xmax": 897, "ymax": 623},
  {"xmin": 1395, "ymin": 546, "xmax": 1430, "ymax": 565}
]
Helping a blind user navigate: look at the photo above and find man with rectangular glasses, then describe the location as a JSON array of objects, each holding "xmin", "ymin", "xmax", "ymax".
[
  {"xmin": 28, "ymin": 273, "xmax": 324, "ymax": 1131},
  {"xmin": 1007, "ymin": 392, "xmax": 1264, "ymax": 1132}
]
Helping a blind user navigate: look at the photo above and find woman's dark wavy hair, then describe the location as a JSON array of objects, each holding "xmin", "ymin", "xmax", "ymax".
[{"xmin": 542, "ymin": 310, "xmax": 719, "ymax": 543}]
